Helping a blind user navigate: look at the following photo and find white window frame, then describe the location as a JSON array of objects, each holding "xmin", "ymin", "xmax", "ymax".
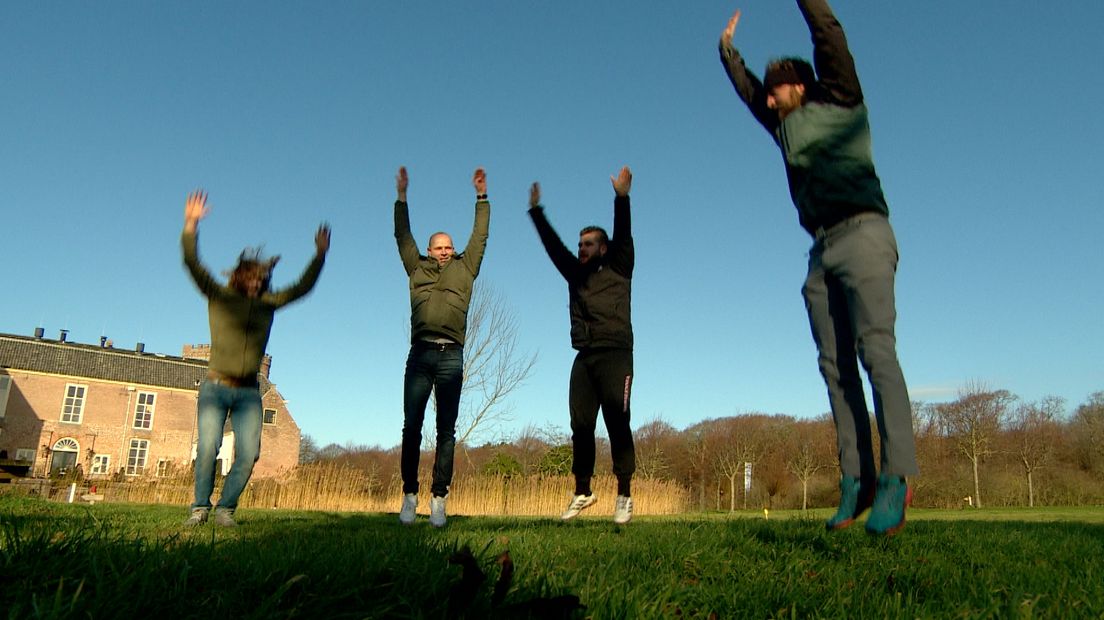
[
  {"xmin": 156, "ymin": 458, "xmax": 171, "ymax": 477},
  {"xmin": 0, "ymin": 375, "xmax": 11, "ymax": 419},
  {"xmin": 126, "ymin": 439, "xmax": 149, "ymax": 476},
  {"xmin": 15, "ymin": 448, "xmax": 36, "ymax": 462},
  {"xmin": 60, "ymin": 383, "xmax": 87, "ymax": 423},
  {"xmin": 133, "ymin": 391, "xmax": 156, "ymax": 430},
  {"xmin": 263, "ymin": 408, "xmax": 278, "ymax": 426},
  {"xmin": 91, "ymin": 454, "xmax": 111, "ymax": 475}
]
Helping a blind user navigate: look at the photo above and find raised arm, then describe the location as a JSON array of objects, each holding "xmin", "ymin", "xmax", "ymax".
[
  {"xmin": 393, "ymin": 166, "xmax": 421, "ymax": 274},
  {"xmin": 718, "ymin": 9, "xmax": 778, "ymax": 134},
  {"xmin": 607, "ymin": 167, "xmax": 634, "ymax": 277},
  {"xmin": 267, "ymin": 224, "xmax": 329, "ymax": 307},
  {"xmin": 797, "ymin": 0, "xmax": 863, "ymax": 106},
  {"xmin": 180, "ymin": 190, "xmax": 222, "ymax": 296},
  {"xmin": 528, "ymin": 182, "xmax": 579, "ymax": 282},
  {"xmin": 460, "ymin": 167, "xmax": 490, "ymax": 275}
]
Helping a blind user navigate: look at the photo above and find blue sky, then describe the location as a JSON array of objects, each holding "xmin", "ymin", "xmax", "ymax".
[{"xmin": 4, "ymin": 1, "xmax": 1102, "ymax": 449}]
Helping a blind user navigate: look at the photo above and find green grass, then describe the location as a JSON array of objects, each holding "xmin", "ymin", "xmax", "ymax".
[{"xmin": 2, "ymin": 496, "xmax": 1102, "ymax": 619}]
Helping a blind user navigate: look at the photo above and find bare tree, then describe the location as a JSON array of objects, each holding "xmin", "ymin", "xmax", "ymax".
[
  {"xmin": 1008, "ymin": 396, "xmax": 1064, "ymax": 507},
  {"xmin": 935, "ymin": 383, "xmax": 1015, "ymax": 509},
  {"xmin": 786, "ymin": 416, "xmax": 833, "ymax": 511},
  {"xmin": 634, "ymin": 416, "xmax": 678, "ymax": 480},
  {"xmin": 1069, "ymin": 391, "xmax": 1104, "ymax": 475},
  {"xmin": 425, "ymin": 285, "xmax": 537, "ymax": 451},
  {"xmin": 712, "ymin": 415, "xmax": 771, "ymax": 511}
]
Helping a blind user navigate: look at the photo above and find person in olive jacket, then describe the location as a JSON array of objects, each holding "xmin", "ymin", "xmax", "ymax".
[
  {"xmin": 181, "ymin": 189, "xmax": 329, "ymax": 528},
  {"xmin": 719, "ymin": 0, "xmax": 918, "ymax": 535},
  {"xmin": 394, "ymin": 166, "xmax": 490, "ymax": 528},
  {"xmin": 529, "ymin": 166, "xmax": 636, "ymax": 525}
]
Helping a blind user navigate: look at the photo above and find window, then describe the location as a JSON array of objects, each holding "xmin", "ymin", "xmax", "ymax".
[
  {"xmin": 15, "ymin": 448, "xmax": 36, "ymax": 462},
  {"xmin": 60, "ymin": 384, "xmax": 87, "ymax": 423},
  {"xmin": 263, "ymin": 408, "xmax": 278, "ymax": 425},
  {"xmin": 156, "ymin": 459, "xmax": 171, "ymax": 477},
  {"xmin": 0, "ymin": 375, "xmax": 11, "ymax": 419},
  {"xmin": 133, "ymin": 392, "xmax": 156, "ymax": 429},
  {"xmin": 91, "ymin": 454, "xmax": 111, "ymax": 475},
  {"xmin": 126, "ymin": 439, "xmax": 149, "ymax": 476},
  {"xmin": 50, "ymin": 438, "xmax": 80, "ymax": 476}
]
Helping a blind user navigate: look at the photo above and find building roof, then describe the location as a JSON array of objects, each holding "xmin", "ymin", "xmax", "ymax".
[{"xmin": 0, "ymin": 333, "xmax": 273, "ymax": 392}]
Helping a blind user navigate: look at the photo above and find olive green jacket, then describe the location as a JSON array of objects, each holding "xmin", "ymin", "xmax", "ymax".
[
  {"xmin": 395, "ymin": 199, "xmax": 490, "ymax": 345},
  {"xmin": 182, "ymin": 230, "xmax": 325, "ymax": 380}
]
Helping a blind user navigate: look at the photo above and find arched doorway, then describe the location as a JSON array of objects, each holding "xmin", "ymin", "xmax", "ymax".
[{"xmin": 51, "ymin": 438, "xmax": 80, "ymax": 476}]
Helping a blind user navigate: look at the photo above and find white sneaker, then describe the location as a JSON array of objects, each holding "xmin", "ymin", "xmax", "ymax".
[
  {"xmin": 183, "ymin": 507, "xmax": 209, "ymax": 527},
  {"xmin": 429, "ymin": 495, "xmax": 448, "ymax": 528},
  {"xmin": 613, "ymin": 495, "xmax": 633, "ymax": 524},
  {"xmin": 399, "ymin": 493, "xmax": 418, "ymax": 525},
  {"xmin": 561, "ymin": 494, "xmax": 597, "ymax": 521},
  {"xmin": 212, "ymin": 506, "xmax": 238, "ymax": 528}
]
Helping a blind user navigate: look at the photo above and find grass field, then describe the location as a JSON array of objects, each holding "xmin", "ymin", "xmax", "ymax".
[{"xmin": 2, "ymin": 495, "xmax": 1102, "ymax": 619}]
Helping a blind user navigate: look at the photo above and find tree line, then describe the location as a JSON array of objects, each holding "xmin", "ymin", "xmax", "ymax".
[{"xmin": 300, "ymin": 387, "xmax": 1104, "ymax": 511}]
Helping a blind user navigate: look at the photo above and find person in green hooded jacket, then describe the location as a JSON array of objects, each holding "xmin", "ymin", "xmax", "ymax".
[{"xmin": 719, "ymin": 0, "xmax": 918, "ymax": 535}]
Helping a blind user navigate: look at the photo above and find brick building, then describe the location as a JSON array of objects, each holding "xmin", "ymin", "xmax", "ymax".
[{"xmin": 0, "ymin": 330, "xmax": 300, "ymax": 480}]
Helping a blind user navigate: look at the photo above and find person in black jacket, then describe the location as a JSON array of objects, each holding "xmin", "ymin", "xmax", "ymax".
[
  {"xmin": 719, "ymin": 1, "xmax": 918, "ymax": 535},
  {"xmin": 529, "ymin": 166, "xmax": 637, "ymax": 525}
]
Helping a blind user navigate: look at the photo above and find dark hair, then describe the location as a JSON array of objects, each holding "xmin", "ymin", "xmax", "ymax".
[
  {"xmin": 763, "ymin": 57, "xmax": 816, "ymax": 91},
  {"xmin": 227, "ymin": 248, "xmax": 279, "ymax": 293},
  {"xmin": 579, "ymin": 226, "xmax": 609, "ymax": 245}
]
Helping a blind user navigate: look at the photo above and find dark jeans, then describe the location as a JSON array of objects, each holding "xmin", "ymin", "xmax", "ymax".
[
  {"xmin": 569, "ymin": 347, "xmax": 636, "ymax": 495},
  {"xmin": 802, "ymin": 213, "xmax": 918, "ymax": 479},
  {"xmin": 401, "ymin": 342, "xmax": 463, "ymax": 497}
]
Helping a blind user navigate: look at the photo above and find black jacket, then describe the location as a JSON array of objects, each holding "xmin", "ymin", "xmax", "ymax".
[{"xmin": 529, "ymin": 195, "xmax": 633, "ymax": 351}]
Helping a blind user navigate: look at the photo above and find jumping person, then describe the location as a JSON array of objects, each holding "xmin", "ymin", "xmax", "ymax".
[
  {"xmin": 529, "ymin": 166, "xmax": 637, "ymax": 524},
  {"xmin": 394, "ymin": 166, "xmax": 490, "ymax": 528},
  {"xmin": 719, "ymin": 1, "xmax": 918, "ymax": 535},
  {"xmin": 181, "ymin": 190, "xmax": 329, "ymax": 527}
]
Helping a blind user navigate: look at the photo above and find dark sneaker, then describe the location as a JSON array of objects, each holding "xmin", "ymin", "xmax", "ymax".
[
  {"xmin": 183, "ymin": 507, "xmax": 209, "ymax": 527},
  {"xmin": 825, "ymin": 476, "xmax": 874, "ymax": 531},
  {"xmin": 865, "ymin": 474, "xmax": 912, "ymax": 536},
  {"xmin": 212, "ymin": 507, "xmax": 238, "ymax": 528}
]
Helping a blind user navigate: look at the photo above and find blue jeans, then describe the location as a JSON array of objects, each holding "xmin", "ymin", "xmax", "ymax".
[
  {"xmin": 401, "ymin": 342, "xmax": 463, "ymax": 497},
  {"xmin": 802, "ymin": 213, "xmax": 918, "ymax": 479},
  {"xmin": 191, "ymin": 380, "xmax": 263, "ymax": 511}
]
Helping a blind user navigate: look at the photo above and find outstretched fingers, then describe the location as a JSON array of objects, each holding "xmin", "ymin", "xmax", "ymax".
[
  {"xmin": 529, "ymin": 182, "xmax": 541, "ymax": 208},
  {"xmin": 184, "ymin": 189, "xmax": 209, "ymax": 225},
  {"xmin": 721, "ymin": 9, "xmax": 741, "ymax": 46},
  {"xmin": 610, "ymin": 166, "xmax": 632, "ymax": 196},
  {"xmin": 315, "ymin": 222, "xmax": 332, "ymax": 254}
]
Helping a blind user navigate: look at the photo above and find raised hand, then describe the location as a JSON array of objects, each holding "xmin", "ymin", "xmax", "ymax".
[
  {"xmin": 184, "ymin": 189, "xmax": 209, "ymax": 233},
  {"xmin": 396, "ymin": 166, "xmax": 409, "ymax": 201},
  {"xmin": 720, "ymin": 9, "xmax": 741, "ymax": 47},
  {"xmin": 315, "ymin": 223, "xmax": 331, "ymax": 255},
  {"xmin": 529, "ymin": 182, "xmax": 541, "ymax": 208},
  {"xmin": 473, "ymin": 167, "xmax": 487, "ymax": 195},
  {"xmin": 610, "ymin": 166, "xmax": 632, "ymax": 197}
]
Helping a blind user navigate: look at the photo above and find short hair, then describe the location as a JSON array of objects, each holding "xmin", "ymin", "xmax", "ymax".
[
  {"xmin": 427, "ymin": 232, "xmax": 453, "ymax": 248},
  {"xmin": 578, "ymin": 226, "xmax": 609, "ymax": 245},
  {"xmin": 763, "ymin": 57, "xmax": 816, "ymax": 91}
]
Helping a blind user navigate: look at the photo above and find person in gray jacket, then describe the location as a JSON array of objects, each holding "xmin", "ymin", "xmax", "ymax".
[
  {"xmin": 394, "ymin": 166, "xmax": 489, "ymax": 528},
  {"xmin": 719, "ymin": 0, "xmax": 918, "ymax": 535}
]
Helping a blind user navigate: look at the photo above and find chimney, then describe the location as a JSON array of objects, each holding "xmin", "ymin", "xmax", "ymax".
[
  {"xmin": 260, "ymin": 354, "xmax": 272, "ymax": 379},
  {"xmin": 33, "ymin": 327, "xmax": 44, "ymax": 339},
  {"xmin": 59, "ymin": 329, "xmax": 69, "ymax": 342},
  {"xmin": 136, "ymin": 342, "xmax": 145, "ymax": 353},
  {"xmin": 100, "ymin": 336, "xmax": 107, "ymax": 348}
]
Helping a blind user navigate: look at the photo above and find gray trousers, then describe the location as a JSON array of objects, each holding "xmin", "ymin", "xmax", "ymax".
[{"xmin": 802, "ymin": 213, "xmax": 918, "ymax": 479}]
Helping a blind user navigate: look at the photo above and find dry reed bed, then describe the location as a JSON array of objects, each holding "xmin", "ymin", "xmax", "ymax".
[{"xmin": 57, "ymin": 464, "xmax": 690, "ymax": 516}]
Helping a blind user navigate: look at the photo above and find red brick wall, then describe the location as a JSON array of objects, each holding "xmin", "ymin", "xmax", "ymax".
[{"xmin": 0, "ymin": 370, "xmax": 299, "ymax": 479}]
